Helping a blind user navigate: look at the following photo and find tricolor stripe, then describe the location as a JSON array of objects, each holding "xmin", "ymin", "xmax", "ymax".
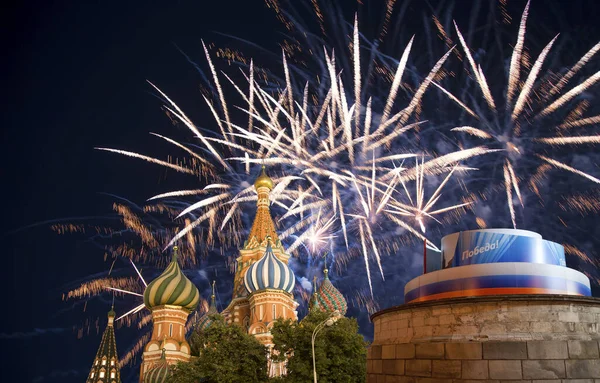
[{"xmin": 404, "ymin": 262, "xmax": 591, "ymax": 303}]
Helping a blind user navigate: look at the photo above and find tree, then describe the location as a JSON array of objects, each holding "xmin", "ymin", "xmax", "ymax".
[
  {"xmin": 170, "ymin": 314, "xmax": 270, "ymax": 383},
  {"xmin": 270, "ymin": 310, "xmax": 367, "ymax": 383}
]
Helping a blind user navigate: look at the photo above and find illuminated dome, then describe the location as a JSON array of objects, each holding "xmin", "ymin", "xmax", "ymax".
[
  {"xmin": 143, "ymin": 246, "xmax": 200, "ymax": 311},
  {"xmin": 196, "ymin": 282, "xmax": 218, "ymax": 331},
  {"xmin": 244, "ymin": 240, "xmax": 295, "ymax": 294},
  {"xmin": 254, "ymin": 165, "xmax": 274, "ymax": 190},
  {"xmin": 316, "ymin": 268, "xmax": 347, "ymax": 315},
  {"xmin": 144, "ymin": 350, "xmax": 170, "ymax": 383}
]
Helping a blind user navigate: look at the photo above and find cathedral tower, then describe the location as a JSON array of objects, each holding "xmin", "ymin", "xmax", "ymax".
[
  {"xmin": 222, "ymin": 166, "xmax": 298, "ymax": 330},
  {"xmin": 139, "ymin": 246, "xmax": 199, "ymax": 382},
  {"xmin": 86, "ymin": 307, "xmax": 121, "ymax": 383},
  {"xmin": 244, "ymin": 238, "xmax": 297, "ymax": 344}
]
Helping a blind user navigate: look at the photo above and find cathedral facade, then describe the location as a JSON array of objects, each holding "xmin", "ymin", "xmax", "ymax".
[{"xmin": 86, "ymin": 166, "xmax": 347, "ymax": 381}]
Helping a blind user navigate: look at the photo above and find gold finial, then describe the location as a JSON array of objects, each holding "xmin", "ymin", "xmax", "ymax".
[
  {"xmin": 211, "ymin": 280, "xmax": 216, "ymax": 299},
  {"xmin": 254, "ymin": 164, "xmax": 274, "ymax": 190},
  {"xmin": 172, "ymin": 245, "xmax": 179, "ymax": 261},
  {"xmin": 322, "ymin": 251, "xmax": 329, "ymax": 278}
]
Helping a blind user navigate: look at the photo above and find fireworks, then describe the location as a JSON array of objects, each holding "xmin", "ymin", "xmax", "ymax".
[
  {"xmin": 62, "ymin": 0, "xmax": 600, "ymax": 368},
  {"xmin": 99, "ymin": 14, "xmax": 492, "ymax": 295},
  {"xmin": 433, "ymin": 0, "xmax": 600, "ymax": 228}
]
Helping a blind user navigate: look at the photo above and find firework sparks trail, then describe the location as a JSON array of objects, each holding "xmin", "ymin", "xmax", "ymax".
[
  {"xmin": 96, "ymin": 13, "xmax": 491, "ymax": 295},
  {"xmin": 439, "ymin": 1, "xmax": 600, "ymax": 228}
]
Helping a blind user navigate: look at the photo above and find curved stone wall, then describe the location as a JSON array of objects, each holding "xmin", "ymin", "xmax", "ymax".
[{"xmin": 367, "ymin": 295, "xmax": 600, "ymax": 382}]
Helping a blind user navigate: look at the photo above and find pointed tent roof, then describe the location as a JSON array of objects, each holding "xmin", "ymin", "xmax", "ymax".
[
  {"xmin": 245, "ymin": 166, "xmax": 279, "ymax": 248},
  {"xmin": 86, "ymin": 308, "xmax": 121, "ymax": 383}
]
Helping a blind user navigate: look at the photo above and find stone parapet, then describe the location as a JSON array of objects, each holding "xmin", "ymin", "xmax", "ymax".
[{"xmin": 367, "ymin": 295, "xmax": 600, "ymax": 382}]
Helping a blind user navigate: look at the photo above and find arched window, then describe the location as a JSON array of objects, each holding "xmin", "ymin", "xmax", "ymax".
[
  {"xmin": 243, "ymin": 316, "xmax": 250, "ymax": 331},
  {"xmin": 110, "ymin": 358, "xmax": 115, "ymax": 366},
  {"xmin": 99, "ymin": 370, "xmax": 105, "ymax": 378},
  {"xmin": 169, "ymin": 323, "xmax": 173, "ymax": 337},
  {"xmin": 110, "ymin": 370, "xmax": 116, "ymax": 379},
  {"xmin": 101, "ymin": 357, "xmax": 107, "ymax": 366}
]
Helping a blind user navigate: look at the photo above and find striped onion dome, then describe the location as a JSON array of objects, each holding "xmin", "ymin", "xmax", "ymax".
[
  {"xmin": 144, "ymin": 349, "xmax": 170, "ymax": 383},
  {"xmin": 143, "ymin": 246, "xmax": 200, "ymax": 311},
  {"xmin": 316, "ymin": 268, "xmax": 347, "ymax": 315},
  {"xmin": 244, "ymin": 239, "xmax": 295, "ymax": 294},
  {"xmin": 196, "ymin": 282, "xmax": 218, "ymax": 330}
]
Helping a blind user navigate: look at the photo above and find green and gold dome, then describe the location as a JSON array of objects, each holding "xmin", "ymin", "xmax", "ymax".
[{"xmin": 143, "ymin": 246, "xmax": 200, "ymax": 312}]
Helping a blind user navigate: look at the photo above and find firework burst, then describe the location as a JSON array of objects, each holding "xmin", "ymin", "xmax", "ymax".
[{"xmin": 431, "ymin": 0, "xmax": 600, "ymax": 228}]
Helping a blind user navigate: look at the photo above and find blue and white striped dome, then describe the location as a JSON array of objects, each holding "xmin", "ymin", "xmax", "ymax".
[{"xmin": 244, "ymin": 241, "xmax": 295, "ymax": 294}]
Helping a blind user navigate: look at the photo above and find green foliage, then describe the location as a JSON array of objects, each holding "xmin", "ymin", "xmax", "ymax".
[
  {"xmin": 270, "ymin": 310, "xmax": 368, "ymax": 383},
  {"xmin": 170, "ymin": 314, "xmax": 270, "ymax": 383}
]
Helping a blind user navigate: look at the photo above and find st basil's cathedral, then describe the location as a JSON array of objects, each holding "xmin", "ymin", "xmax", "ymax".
[{"xmin": 85, "ymin": 167, "xmax": 347, "ymax": 382}]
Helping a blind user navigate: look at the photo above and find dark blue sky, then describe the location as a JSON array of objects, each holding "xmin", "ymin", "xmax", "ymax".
[{"xmin": 3, "ymin": 1, "xmax": 600, "ymax": 382}]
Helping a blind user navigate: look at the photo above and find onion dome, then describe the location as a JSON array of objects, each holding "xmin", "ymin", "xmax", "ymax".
[
  {"xmin": 196, "ymin": 281, "xmax": 218, "ymax": 331},
  {"xmin": 244, "ymin": 239, "xmax": 295, "ymax": 294},
  {"xmin": 143, "ymin": 246, "xmax": 200, "ymax": 311},
  {"xmin": 144, "ymin": 349, "xmax": 170, "ymax": 383},
  {"xmin": 316, "ymin": 268, "xmax": 347, "ymax": 315},
  {"xmin": 254, "ymin": 165, "xmax": 274, "ymax": 190}
]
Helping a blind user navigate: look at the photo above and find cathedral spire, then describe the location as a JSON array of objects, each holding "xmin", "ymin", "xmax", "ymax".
[
  {"xmin": 197, "ymin": 281, "xmax": 218, "ymax": 331},
  {"xmin": 246, "ymin": 165, "xmax": 279, "ymax": 248},
  {"xmin": 86, "ymin": 308, "xmax": 121, "ymax": 383},
  {"xmin": 309, "ymin": 275, "xmax": 320, "ymax": 312}
]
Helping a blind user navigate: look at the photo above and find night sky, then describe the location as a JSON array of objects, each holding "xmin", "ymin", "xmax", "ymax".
[{"xmin": 3, "ymin": 1, "xmax": 600, "ymax": 382}]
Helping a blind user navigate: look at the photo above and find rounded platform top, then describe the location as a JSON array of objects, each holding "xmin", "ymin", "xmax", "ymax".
[{"xmin": 442, "ymin": 228, "xmax": 542, "ymax": 241}]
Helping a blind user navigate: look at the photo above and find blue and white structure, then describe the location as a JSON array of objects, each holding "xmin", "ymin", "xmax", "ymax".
[{"xmin": 405, "ymin": 228, "xmax": 592, "ymax": 303}]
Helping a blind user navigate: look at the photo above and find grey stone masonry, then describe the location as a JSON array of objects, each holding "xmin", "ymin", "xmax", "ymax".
[{"xmin": 367, "ymin": 295, "xmax": 600, "ymax": 382}]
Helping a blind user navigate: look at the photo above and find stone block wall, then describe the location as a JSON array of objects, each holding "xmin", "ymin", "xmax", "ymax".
[{"xmin": 367, "ymin": 295, "xmax": 600, "ymax": 382}]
